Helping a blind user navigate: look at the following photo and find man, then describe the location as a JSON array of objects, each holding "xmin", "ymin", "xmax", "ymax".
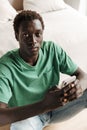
[{"xmin": 0, "ymin": 10, "xmax": 87, "ymax": 130}]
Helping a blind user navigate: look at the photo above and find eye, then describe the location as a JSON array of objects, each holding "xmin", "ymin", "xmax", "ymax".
[
  {"xmin": 35, "ymin": 32, "xmax": 42, "ymax": 37},
  {"xmin": 35, "ymin": 33, "xmax": 40, "ymax": 37}
]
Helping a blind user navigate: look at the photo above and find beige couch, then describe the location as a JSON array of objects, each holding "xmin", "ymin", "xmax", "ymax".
[{"xmin": 8, "ymin": 0, "xmax": 80, "ymax": 11}]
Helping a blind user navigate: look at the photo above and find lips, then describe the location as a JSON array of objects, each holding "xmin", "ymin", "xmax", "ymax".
[
  {"xmin": 31, "ymin": 47, "xmax": 38, "ymax": 51},
  {"xmin": 27, "ymin": 45, "xmax": 39, "ymax": 52}
]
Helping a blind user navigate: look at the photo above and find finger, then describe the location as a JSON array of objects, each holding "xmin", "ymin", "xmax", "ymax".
[
  {"xmin": 68, "ymin": 94, "xmax": 77, "ymax": 101},
  {"xmin": 56, "ymin": 97, "xmax": 65, "ymax": 106},
  {"xmin": 64, "ymin": 92, "xmax": 68, "ymax": 97},
  {"xmin": 66, "ymin": 87, "xmax": 77, "ymax": 96},
  {"xmin": 63, "ymin": 83, "xmax": 75, "ymax": 93},
  {"xmin": 63, "ymin": 98, "xmax": 68, "ymax": 103},
  {"xmin": 63, "ymin": 84, "xmax": 72, "ymax": 93},
  {"xmin": 48, "ymin": 89, "xmax": 64, "ymax": 102},
  {"xmin": 62, "ymin": 98, "xmax": 69, "ymax": 105},
  {"xmin": 57, "ymin": 98, "xmax": 67, "ymax": 106},
  {"xmin": 64, "ymin": 87, "xmax": 77, "ymax": 101}
]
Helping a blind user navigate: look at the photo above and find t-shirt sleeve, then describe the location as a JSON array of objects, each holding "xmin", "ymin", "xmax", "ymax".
[
  {"xmin": 0, "ymin": 76, "xmax": 12, "ymax": 104},
  {"xmin": 54, "ymin": 43, "xmax": 78, "ymax": 75}
]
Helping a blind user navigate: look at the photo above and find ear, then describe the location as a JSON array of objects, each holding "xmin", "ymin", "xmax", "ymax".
[{"xmin": 15, "ymin": 32, "xmax": 19, "ymax": 41}]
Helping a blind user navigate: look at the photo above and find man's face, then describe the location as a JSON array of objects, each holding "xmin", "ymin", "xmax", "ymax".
[{"xmin": 17, "ymin": 19, "xmax": 43, "ymax": 58}]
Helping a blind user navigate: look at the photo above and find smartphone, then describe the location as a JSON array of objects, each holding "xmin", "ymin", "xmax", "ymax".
[{"xmin": 61, "ymin": 76, "xmax": 76, "ymax": 88}]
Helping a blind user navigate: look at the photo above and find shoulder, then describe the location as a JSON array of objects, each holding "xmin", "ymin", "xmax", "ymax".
[
  {"xmin": 41, "ymin": 41, "xmax": 60, "ymax": 50},
  {"xmin": 0, "ymin": 49, "xmax": 18, "ymax": 64},
  {"xmin": 41, "ymin": 41, "xmax": 63, "ymax": 54}
]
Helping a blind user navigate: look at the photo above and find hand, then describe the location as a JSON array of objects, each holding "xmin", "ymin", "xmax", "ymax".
[
  {"xmin": 60, "ymin": 76, "xmax": 77, "ymax": 103},
  {"xmin": 62, "ymin": 78, "xmax": 83, "ymax": 103},
  {"xmin": 43, "ymin": 85, "xmax": 77, "ymax": 111},
  {"xmin": 43, "ymin": 86, "xmax": 64, "ymax": 111},
  {"xmin": 61, "ymin": 79, "xmax": 84, "ymax": 104},
  {"xmin": 62, "ymin": 82, "xmax": 77, "ymax": 103}
]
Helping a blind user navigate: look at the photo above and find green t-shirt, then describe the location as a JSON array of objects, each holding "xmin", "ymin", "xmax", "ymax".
[{"xmin": 0, "ymin": 41, "xmax": 78, "ymax": 107}]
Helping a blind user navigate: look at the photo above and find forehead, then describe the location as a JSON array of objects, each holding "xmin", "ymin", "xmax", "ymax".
[{"xmin": 19, "ymin": 19, "xmax": 43, "ymax": 31}]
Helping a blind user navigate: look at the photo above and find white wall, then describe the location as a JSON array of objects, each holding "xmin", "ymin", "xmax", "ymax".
[{"xmin": 79, "ymin": 0, "xmax": 87, "ymax": 16}]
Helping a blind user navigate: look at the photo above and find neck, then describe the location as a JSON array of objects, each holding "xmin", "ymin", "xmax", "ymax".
[
  {"xmin": 27, "ymin": 56, "xmax": 38, "ymax": 66},
  {"xmin": 19, "ymin": 50, "xmax": 38, "ymax": 66}
]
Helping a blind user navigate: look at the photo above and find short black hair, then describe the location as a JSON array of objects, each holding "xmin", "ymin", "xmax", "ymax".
[{"xmin": 13, "ymin": 10, "xmax": 44, "ymax": 34}]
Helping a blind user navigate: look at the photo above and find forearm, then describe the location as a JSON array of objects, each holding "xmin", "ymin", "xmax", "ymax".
[
  {"xmin": 0, "ymin": 100, "xmax": 47, "ymax": 126},
  {"xmin": 0, "ymin": 86, "xmax": 68, "ymax": 126},
  {"xmin": 72, "ymin": 67, "xmax": 87, "ymax": 91}
]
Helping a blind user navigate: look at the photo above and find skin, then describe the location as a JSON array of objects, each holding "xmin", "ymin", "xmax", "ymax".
[
  {"xmin": 16, "ymin": 19, "xmax": 43, "ymax": 66},
  {"xmin": 0, "ymin": 19, "xmax": 87, "ymax": 126}
]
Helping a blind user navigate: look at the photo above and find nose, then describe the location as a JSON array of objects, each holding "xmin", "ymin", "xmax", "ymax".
[{"xmin": 31, "ymin": 34, "xmax": 37, "ymax": 45}]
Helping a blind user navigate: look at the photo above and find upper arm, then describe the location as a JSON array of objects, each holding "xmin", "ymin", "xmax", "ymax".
[{"xmin": 54, "ymin": 44, "xmax": 78, "ymax": 75}]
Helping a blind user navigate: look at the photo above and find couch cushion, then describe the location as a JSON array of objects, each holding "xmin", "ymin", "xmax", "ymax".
[
  {"xmin": 23, "ymin": 0, "xmax": 67, "ymax": 13},
  {"xmin": 0, "ymin": 0, "xmax": 17, "ymax": 21}
]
